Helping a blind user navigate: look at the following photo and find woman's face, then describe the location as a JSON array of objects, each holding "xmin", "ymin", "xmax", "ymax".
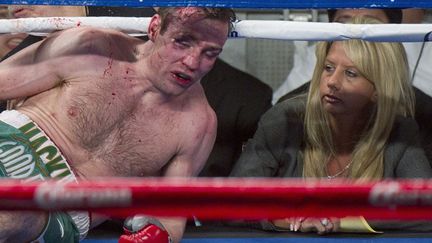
[{"xmin": 319, "ymin": 42, "xmax": 376, "ymax": 118}]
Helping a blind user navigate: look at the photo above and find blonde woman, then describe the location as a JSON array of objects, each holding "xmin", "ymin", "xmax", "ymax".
[{"xmin": 231, "ymin": 17, "xmax": 432, "ymax": 233}]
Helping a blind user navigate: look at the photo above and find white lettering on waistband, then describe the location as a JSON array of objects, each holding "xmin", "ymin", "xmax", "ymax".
[{"xmin": 0, "ymin": 141, "xmax": 35, "ymax": 179}]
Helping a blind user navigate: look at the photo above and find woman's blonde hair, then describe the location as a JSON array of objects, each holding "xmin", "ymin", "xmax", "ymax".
[{"xmin": 303, "ymin": 16, "xmax": 414, "ymax": 179}]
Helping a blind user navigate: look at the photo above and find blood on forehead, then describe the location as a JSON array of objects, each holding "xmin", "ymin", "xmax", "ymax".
[
  {"xmin": 174, "ymin": 7, "xmax": 208, "ymax": 24},
  {"xmin": 159, "ymin": 7, "xmax": 230, "ymax": 36}
]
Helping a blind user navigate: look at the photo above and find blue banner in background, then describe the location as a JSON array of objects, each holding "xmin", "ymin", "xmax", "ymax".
[{"xmin": 0, "ymin": 0, "xmax": 429, "ymax": 8}]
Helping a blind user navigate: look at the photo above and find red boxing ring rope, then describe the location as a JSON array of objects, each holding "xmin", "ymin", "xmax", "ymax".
[{"xmin": 1, "ymin": 178, "xmax": 432, "ymax": 220}]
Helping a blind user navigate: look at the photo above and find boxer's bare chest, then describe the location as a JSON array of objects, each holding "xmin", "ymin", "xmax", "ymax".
[
  {"xmin": 67, "ymin": 76, "xmax": 188, "ymax": 177},
  {"xmin": 98, "ymin": 108, "xmax": 181, "ymax": 177}
]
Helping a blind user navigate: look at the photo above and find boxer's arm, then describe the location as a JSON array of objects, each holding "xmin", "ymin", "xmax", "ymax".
[
  {"xmin": 155, "ymin": 108, "xmax": 217, "ymax": 243},
  {"xmin": 163, "ymin": 105, "xmax": 218, "ymax": 179},
  {"xmin": 0, "ymin": 38, "xmax": 62, "ymax": 100},
  {"xmin": 0, "ymin": 27, "xmax": 118, "ymax": 100}
]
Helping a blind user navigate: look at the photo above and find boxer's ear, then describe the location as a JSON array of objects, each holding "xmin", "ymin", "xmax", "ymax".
[{"xmin": 148, "ymin": 14, "xmax": 161, "ymax": 41}]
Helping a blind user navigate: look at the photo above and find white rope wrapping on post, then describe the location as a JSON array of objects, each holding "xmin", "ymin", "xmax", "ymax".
[{"xmin": 1, "ymin": 17, "xmax": 432, "ymax": 42}]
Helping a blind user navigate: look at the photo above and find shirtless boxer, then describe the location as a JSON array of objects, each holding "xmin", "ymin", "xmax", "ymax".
[{"xmin": 0, "ymin": 7, "xmax": 234, "ymax": 243}]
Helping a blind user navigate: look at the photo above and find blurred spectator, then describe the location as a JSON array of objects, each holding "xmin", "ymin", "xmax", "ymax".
[
  {"xmin": 402, "ymin": 8, "xmax": 425, "ymax": 23},
  {"xmin": 401, "ymin": 9, "xmax": 432, "ymax": 161},
  {"xmin": 8, "ymin": 5, "xmax": 85, "ymax": 17}
]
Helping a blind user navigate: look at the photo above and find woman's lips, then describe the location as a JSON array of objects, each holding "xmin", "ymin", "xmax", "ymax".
[{"xmin": 323, "ymin": 94, "xmax": 342, "ymax": 104}]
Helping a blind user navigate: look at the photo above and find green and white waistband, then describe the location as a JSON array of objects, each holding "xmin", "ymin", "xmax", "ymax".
[{"xmin": 0, "ymin": 110, "xmax": 90, "ymax": 240}]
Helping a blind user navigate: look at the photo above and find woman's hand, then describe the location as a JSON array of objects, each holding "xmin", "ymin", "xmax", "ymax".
[
  {"xmin": 298, "ymin": 217, "xmax": 340, "ymax": 234},
  {"xmin": 272, "ymin": 217, "xmax": 302, "ymax": 231},
  {"xmin": 272, "ymin": 217, "xmax": 340, "ymax": 234}
]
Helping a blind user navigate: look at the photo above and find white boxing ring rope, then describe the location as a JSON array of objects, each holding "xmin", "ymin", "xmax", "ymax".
[{"xmin": 1, "ymin": 17, "xmax": 432, "ymax": 42}]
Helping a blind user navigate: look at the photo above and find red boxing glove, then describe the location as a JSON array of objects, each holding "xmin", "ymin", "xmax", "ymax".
[{"xmin": 119, "ymin": 216, "xmax": 171, "ymax": 243}]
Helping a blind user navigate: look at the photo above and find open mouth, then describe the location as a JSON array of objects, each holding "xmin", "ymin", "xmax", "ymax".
[{"xmin": 173, "ymin": 72, "xmax": 193, "ymax": 86}]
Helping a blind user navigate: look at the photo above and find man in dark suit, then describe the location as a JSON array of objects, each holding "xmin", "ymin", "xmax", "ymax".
[{"xmin": 200, "ymin": 58, "xmax": 272, "ymax": 177}]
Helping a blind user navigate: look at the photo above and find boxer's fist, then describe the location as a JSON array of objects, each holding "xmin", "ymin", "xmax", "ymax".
[{"xmin": 119, "ymin": 215, "xmax": 171, "ymax": 243}]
